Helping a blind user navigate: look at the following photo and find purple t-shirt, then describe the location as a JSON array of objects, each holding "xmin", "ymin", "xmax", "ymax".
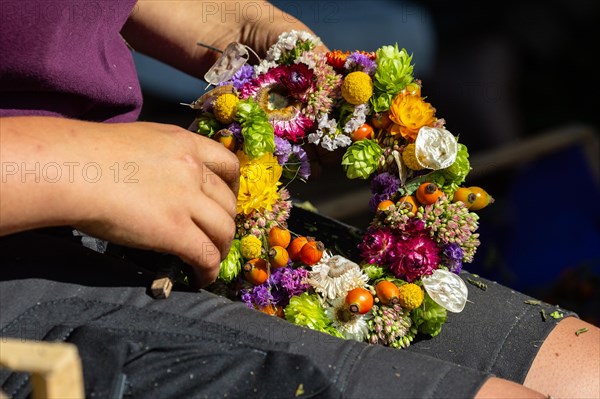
[{"xmin": 0, "ymin": 0, "xmax": 142, "ymax": 123}]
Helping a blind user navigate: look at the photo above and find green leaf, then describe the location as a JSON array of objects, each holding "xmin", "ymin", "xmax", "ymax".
[{"xmin": 550, "ymin": 310, "xmax": 564, "ymax": 319}]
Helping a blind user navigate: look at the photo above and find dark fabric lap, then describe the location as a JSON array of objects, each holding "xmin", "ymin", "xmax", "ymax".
[
  {"xmin": 408, "ymin": 270, "xmax": 574, "ymax": 383},
  {"xmin": 0, "ymin": 231, "xmax": 573, "ymax": 398}
]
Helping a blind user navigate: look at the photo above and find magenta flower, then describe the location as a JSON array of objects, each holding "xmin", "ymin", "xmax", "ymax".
[
  {"xmin": 388, "ymin": 235, "xmax": 440, "ymax": 282},
  {"xmin": 240, "ymin": 65, "xmax": 314, "ymax": 142},
  {"xmin": 358, "ymin": 228, "xmax": 395, "ymax": 265},
  {"xmin": 282, "ymin": 63, "xmax": 314, "ymax": 98}
]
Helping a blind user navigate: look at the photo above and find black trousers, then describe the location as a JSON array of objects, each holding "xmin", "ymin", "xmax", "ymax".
[{"xmin": 0, "ymin": 231, "xmax": 573, "ymax": 398}]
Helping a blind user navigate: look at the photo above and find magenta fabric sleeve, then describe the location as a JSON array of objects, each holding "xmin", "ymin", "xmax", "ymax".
[{"xmin": 0, "ymin": 0, "xmax": 142, "ymax": 122}]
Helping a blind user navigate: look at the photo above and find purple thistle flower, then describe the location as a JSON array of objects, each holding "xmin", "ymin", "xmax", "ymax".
[
  {"xmin": 359, "ymin": 227, "xmax": 395, "ymax": 265},
  {"xmin": 274, "ymin": 136, "xmax": 292, "ymax": 165},
  {"xmin": 344, "ymin": 52, "xmax": 377, "ymax": 75}
]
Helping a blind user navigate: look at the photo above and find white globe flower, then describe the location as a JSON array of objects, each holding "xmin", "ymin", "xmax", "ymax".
[{"xmin": 415, "ymin": 126, "xmax": 458, "ymax": 170}]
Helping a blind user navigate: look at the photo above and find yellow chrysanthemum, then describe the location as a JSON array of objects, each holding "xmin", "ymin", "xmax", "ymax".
[
  {"xmin": 388, "ymin": 90, "xmax": 435, "ymax": 141},
  {"xmin": 397, "ymin": 283, "xmax": 424, "ymax": 310},
  {"xmin": 240, "ymin": 234, "xmax": 262, "ymax": 259},
  {"xmin": 237, "ymin": 151, "xmax": 282, "ymax": 215},
  {"xmin": 341, "ymin": 71, "xmax": 373, "ymax": 105},
  {"xmin": 213, "ymin": 94, "xmax": 239, "ymax": 124},
  {"xmin": 401, "ymin": 143, "xmax": 424, "ymax": 170}
]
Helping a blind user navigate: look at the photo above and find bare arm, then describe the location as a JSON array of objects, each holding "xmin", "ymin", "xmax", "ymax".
[
  {"xmin": 0, "ymin": 116, "xmax": 238, "ymax": 287},
  {"xmin": 121, "ymin": 0, "xmax": 317, "ymax": 79}
]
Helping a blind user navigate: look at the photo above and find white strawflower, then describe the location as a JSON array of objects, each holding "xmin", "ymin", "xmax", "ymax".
[
  {"xmin": 325, "ymin": 297, "xmax": 371, "ymax": 342},
  {"xmin": 307, "ymin": 255, "xmax": 368, "ymax": 301}
]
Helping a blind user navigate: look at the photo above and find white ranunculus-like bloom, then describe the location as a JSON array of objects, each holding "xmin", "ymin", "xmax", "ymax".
[
  {"xmin": 307, "ymin": 255, "xmax": 368, "ymax": 301},
  {"xmin": 415, "ymin": 126, "xmax": 458, "ymax": 170},
  {"xmin": 325, "ymin": 297, "xmax": 371, "ymax": 342}
]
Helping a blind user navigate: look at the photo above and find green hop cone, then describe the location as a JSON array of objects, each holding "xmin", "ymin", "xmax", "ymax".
[
  {"xmin": 372, "ymin": 44, "xmax": 414, "ymax": 112},
  {"xmin": 196, "ymin": 113, "xmax": 221, "ymax": 137},
  {"xmin": 439, "ymin": 143, "xmax": 470, "ymax": 189},
  {"xmin": 361, "ymin": 263, "xmax": 387, "ymax": 280},
  {"xmin": 284, "ymin": 293, "xmax": 343, "ymax": 338},
  {"xmin": 218, "ymin": 239, "xmax": 243, "ymax": 283},
  {"xmin": 411, "ymin": 292, "xmax": 448, "ymax": 337},
  {"xmin": 342, "ymin": 139, "xmax": 383, "ymax": 179},
  {"xmin": 235, "ymin": 98, "xmax": 275, "ymax": 159}
]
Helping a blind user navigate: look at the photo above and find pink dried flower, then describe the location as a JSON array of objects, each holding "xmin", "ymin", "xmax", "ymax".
[
  {"xmin": 359, "ymin": 228, "xmax": 395, "ymax": 265},
  {"xmin": 388, "ymin": 234, "xmax": 440, "ymax": 282}
]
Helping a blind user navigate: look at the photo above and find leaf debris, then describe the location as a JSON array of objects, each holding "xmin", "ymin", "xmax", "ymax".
[
  {"xmin": 550, "ymin": 310, "xmax": 564, "ymax": 319},
  {"xmin": 540, "ymin": 309, "xmax": 547, "ymax": 322},
  {"xmin": 524, "ymin": 300, "xmax": 541, "ymax": 305},
  {"xmin": 467, "ymin": 277, "xmax": 487, "ymax": 291},
  {"xmin": 295, "ymin": 383, "xmax": 305, "ymax": 397},
  {"xmin": 575, "ymin": 327, "xmax": 588, "ymax": 336}
]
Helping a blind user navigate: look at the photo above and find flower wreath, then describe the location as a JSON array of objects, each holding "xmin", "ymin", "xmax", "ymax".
[{"xmin": 189, "ymin": 31, "xmax": 493, "ymax": 348}]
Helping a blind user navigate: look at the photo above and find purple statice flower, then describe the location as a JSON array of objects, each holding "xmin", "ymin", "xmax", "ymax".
[
  {"xmin": 267, "ymin": 268, "xmax": 288, "ymax": 306},
  {"xmin": 220, "ymin": 64, "xmax": 254, "ymax": 90},
  {"xmin": 368, "ymin": 172, "xmax": 400, "ymax": 210},
  {"xmin": 358, "ymin": 227, "xmax": 395, "ymax": 265},
  {"xmin": 274, "ymin": 136, "xmax": 292, "ymax": 165},
  {"xmin": 388, "ymin": 234, "xmax": 440, "ymax": 282},
  {"xmin": 371, "ymin": 172, "xmax": 400, "ymax": 195},
  {"xmin": 290, "ymin": 145, "xmax": 311, "ymax": 180},
  {"xmin": 280, "ymin": 267, "xmax": 310, "ymax": 297},
  {"xmin": 282, "ymin": 63, "xmax": 315, "ymax": 97},
  {"xmin": 344, "ymin": 52, "xmax": 377, "ymax": 75},
  {"xmin": 441, "ymin": 243, "xmax": 464, "ymax": 274},
  {"xmin": 227, "ymin": 122, "xmax": 243, "ymax": 144},
  {"xmin": 241, "ymin": 284, "xmax": 273, "ymax": 309}
]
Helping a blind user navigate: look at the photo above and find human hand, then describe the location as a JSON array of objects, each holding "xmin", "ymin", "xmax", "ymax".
[
  {"xmin": 122, "ymin": 1, "xmax": 329, "ymax": 79},
  {"xmin": 74, "ymin": 122, "xmax": 239, "ymax": 287},
  {"xmin": 0, "ymin": 117, "xmax": 239, "ymax": 287}
]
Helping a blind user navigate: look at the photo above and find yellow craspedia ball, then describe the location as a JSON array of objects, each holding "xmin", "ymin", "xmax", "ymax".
[
  {"xmin": 397, "ymin": 283, "xmax": 424, "ymax": 310},
  {"xmin": 401, "ymin": 143, "xmax": 424, "ymax": 171},
  {"xmin": 341, "ymin": 71, "xmax": 373, "ymax": 105},
  {"xmin": 240, "ymin": 234, "xmax": 262, "ymax": 259},
  {"xmin": 213, "ymin": 94, "xmax": 239, "ymax": 124}
]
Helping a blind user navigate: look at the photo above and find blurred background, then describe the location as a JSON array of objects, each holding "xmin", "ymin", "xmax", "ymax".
[{"xmin": 132, "ymin": 0, "xmax": 600, "ymax": 324}]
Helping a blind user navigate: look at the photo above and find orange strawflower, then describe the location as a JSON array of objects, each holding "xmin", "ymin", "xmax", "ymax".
[
  {"xmin": 326, "ymin": 50, "xmax": 349, "ymax": 69},
  {"xmin": 388, "ymin": 90, "xmax": 436, "ymax": 141}
]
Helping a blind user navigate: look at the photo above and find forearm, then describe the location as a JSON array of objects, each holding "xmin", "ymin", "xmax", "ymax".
[
  {"xmin": 0, "ymin": 117, "xmax": 101, "ymax": 235},
  {"xmin": 121, "ymin": 0, "xmax": 315, "ymax": 78}
]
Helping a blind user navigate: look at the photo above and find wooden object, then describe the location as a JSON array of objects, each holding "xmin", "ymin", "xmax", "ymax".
[
  {"xmin": 0, "ymin": 339, "xmax": 84, "ymax": 399},
  {"xmin": 150, "ymin": 276, "xmax": 173, "ymax": 299},
  {"xmin": 149, "ymin": 254, "xmax": 183, "ymax": 299}
]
